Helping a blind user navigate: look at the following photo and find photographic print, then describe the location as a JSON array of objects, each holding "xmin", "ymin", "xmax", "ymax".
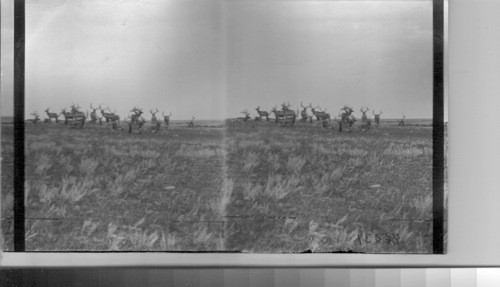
[{"xmin": 1, "ymin": 0, "xmax": 446, "ymax": 253}]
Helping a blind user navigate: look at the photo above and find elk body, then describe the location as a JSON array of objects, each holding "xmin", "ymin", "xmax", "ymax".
[
  {"xmin": 162, "ymin": 112, "xmax": 172, "ymax": 127},
  {"xmin": 309, "ymin": 104, "xmax": 330, "ymax": 123},
  {"xmin": 44, "ymin": 108, "xmax": 59, "ymax": 123},
  {"xmin": 187, "ymin": 116, "xmax": 195, "ymax": 127},
  {"xmin": 89, "ymin": 104, "xmax": 99, "ymax": 124},
  {"xmin": 338, "ymin": 106, "xmax": 356, "ymax": 132},
  {"xmin": 300, "ymin": 102, "xmax": 309, "ymax": 122},
  {"xmin": 99, "ymin": 107, "xmax": 116, "ymax": 123},
  {"xmin": 150, "ymin": 108, "xmax": 159, "ymax": 125},
  {"xmin": 127, "ymin": 107, "xmax": 145, "ymax": 133},
  {"xmin": 398, "ymin": 115, "xmax": 406, "ymax": 126},
  {"xmin": 255, "ymin": 106, "xmax": 269, "ymax": 121},
  {"xmin": 272, "ymin": 102, "xmax": 297, "ymax": 127},
  {"xmin": 372, "ymin": 110, "xmax": 382, "ymax": 126},
  {"xmin": 237, "ymin": 110, "xmax": 251, "ymax": 122},
  {"xmin": 360, "ymin": 107, "xmax": 369, "ymax": 123}
]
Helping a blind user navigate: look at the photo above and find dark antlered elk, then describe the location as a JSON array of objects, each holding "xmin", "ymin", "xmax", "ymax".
[
  {"xmin": 300, "ymin": 102, "xmax": 309, "ymax": 122},
  {"xmin": 127, "ymin": 107, "xmax": 145, "ymax": 133},
  {"xmin": 237, "ymin": 109, "xmax": 251, "ymax": 122},
  {"xmin": 89, "ymin": 104, "xmax": 100, "ymax": 124},
  {"xmin": 372, "ymin": 110, "xmax": 382, "ymax": 126},
  {"xmin": 162, "ymin": 112, "xmax": 172, "ymax": 127},
  {"xmin": 398, "ymin": 114, "xmax": 406, "ymax": 126},
  {"xmin": 150, "ymin": 108, "xmax": 159, "ymax": 125},
  {"xmin": 338, "ymin": 105, "xmax": 356, "ymax": 132},
  {"xmin": 25, "ymin": 112, "xmax": 40, "ymax": 124},
  {"xmin": 309, "ymin": 104, "xmax": 331, "ymax": 123},
  {"xmin": 360, "ymin": 107, "xmax": 369, "ymax": 123},
  {"xmin": 44, "ymin": 108, "xmax": 59, "ymax": 123},
  {"xmin": 61, "ymin": 108, "xmax": 70, "ymax": 124},
  {"xmin": 279, "ymin": 102, "xmax": 297, "ymax": 127},
  {"xmin": 255, "ymin": 106, "xmax": 270, "ymax": 121},
  {"xmin": 271, "ymin": 106, "xmax": 285, "ymax": 123},
  {"xmin": 99, "ymin": 106, "xmax": 116, "ymax": 123},
  {"xmin": 187, "ymin": 116, "xmax": 195, "ymax": 127},
  {"xmin": 69, "ymin": 104, "xmax": 87, "ymax": 128}
]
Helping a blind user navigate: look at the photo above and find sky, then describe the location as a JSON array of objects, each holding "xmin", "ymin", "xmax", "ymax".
[{"xmin": 1, "ymin": 0, "xmax": 439, "ymax": 120}]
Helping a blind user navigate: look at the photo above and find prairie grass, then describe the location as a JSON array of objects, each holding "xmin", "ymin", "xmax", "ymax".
[{"xmin": 1, "ymin": 119, "xmax": 439, "ymax": 253}]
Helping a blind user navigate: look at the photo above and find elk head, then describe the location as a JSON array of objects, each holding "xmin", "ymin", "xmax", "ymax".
[
  {"xmin": 360, "ymin": 106, "xmax": 369, "ymax": 114},
  {"xmin": 150, "ymin": 108, "xmax": 159, "ymax": 116}
]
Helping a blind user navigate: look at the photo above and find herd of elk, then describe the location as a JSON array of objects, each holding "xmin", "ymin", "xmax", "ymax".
[{"xmin": 29, "ymin": 101, "xmax": 413, "ymax": 134}]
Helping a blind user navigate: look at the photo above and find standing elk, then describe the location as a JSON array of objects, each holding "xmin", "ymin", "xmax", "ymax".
[
  {"xmin": 187, "ymin": 116, "xmax": 195, "ymax": 127},
  {"xmin": 338, "ymin": 105, "xmax": 356, "ymax": 132},
  {"xmin": 44, "ymin": 108, "xmax": 59, "ymax": 123},
  {"xmin": 162, "ymin": 112, "xmax": 172, "ymax": 127},
  {"xmin": 309, "ymin": 104, "xmax": 330, "ymax": 123},
  {"xmin": 271, "ymin": 106, "xmax": 286, "ymax": 123},
  {"xmin": 255, "ymin": 106, "xmax": 269, "ymax": 121},
  {"xmin": 127, "ymin": 107, "xmax": 145, "ymax": 133},
  {"xmin": 300, "ymin": 102, "xmax": 309, "ymax": 122},
  {"xmin": 360, "ymin": 107, "xmax": 369, "ymax": 123},
  {"xmin": 372, "ymin": 110, "xmax": 382, "ymax": 126},
  {"xmin": 237, "ymin": 110, "xmax": 251, "ymax": 122},
  {"xmin": 150, "ymin": 108, "xmax": 159, "ymax": 125},
  {"xmin": 99, "ymin": 106, "xmax": 116, "ymax": 123},
  {"xmin": 398, "ymin": 114, "xmax": 406, "ymax": 126},
  {"xmin": 89, "ymin": 104, "xmax": 100, "ymax": 124},
  {"xmin": 68, "ymin": 104, "xmax": 86, "ymax": 128}
]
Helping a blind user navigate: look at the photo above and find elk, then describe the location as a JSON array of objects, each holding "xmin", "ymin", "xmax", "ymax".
[
  {"xmin": 360, "ymin": 107, "xmax": 369, "ymax": 123},
  {"xmin": 107, "ymin": 111, "xmax": 120, "ymax": 123},
  {"xmin": 44, "ymin": 108, "xmax": 59, "ymax": 123},
  {"xmin": 162, "ymin": 112, "xmax": 172, "ymax": 127},
  {"xmin": 338, "ymin": 105, "xmax": 356, "ymax": 132},
  {"xmin": 68, "ymin": 104, "xmax": 86, "ymax": 128},
  {"xmin": 127, "ymin": 107, "xmax": 145, "ymax": 133},
  {"xmin": 398, "ymin": 114, "xmax": 406, "ymax": 126},
  {"xmin": 277, "ymin": 102, "xmax": 297, "ymax": 127},
  {"xmin": 300, "ymin": 102, "xmax": 309, "ymax": 122},
  {"xmin": 238, "ymin": 109, "xmax": 251, "ymax": 122},
  {"xmin": 99, "ymin": 106, "xmax": 116, "ymax": 123},
  {"xmin": 150, "ymin": 108, "xmax": 159, "ymax": 125},
  {"xmin": 309, "ymin": 104, "xmax": 330, "ymax": 123},
  {"xmin": 89, "ymin": 104, "xmax": 100, "ymax": 124},
  {"xmin": 372, "ymin": 110, "xmax": 382, "ymax": 126},
  {"xmin": 187, "ymin": 116, "xmax": 195, "ymax": 127},
  {"xmin": 271, "ymin": 106, "xmax": 286, "ymax": 123},
  {"xmin": 255, "ymin": 106, "xmax": 269, "ymax": 121},
  {"xmin": 25, "ymin": 112, "xmax": 40, "ymax": 124},
  {"xmin": 60, "ymin": 108, "xmax": 70, "ymax": 125}
]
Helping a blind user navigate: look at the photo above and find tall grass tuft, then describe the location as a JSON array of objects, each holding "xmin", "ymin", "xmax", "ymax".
[
  {"xmin": 79, "ymin": 157, "xmax": 99, "ymax": 176},
  {"xmin": 286, "ymin": 156, "xmax": 307, "ymax": 174},
  {"xmin": 242, "ymin": 151, "xmax": 260, "ymax": 173},
  {"xmin": 263, "ymin": 173, "xmax": 301, "ymax": 200}
]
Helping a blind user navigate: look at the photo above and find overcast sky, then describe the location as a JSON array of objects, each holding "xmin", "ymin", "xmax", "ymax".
[{"xmin": 1, "ymin": 0, "xmax": 437, "ymax": 120}]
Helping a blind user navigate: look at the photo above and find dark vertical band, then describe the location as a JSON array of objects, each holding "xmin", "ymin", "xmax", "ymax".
[
  {"xmin": 432, "ymin": 0, "xmax": 445, "ymax": 254},
  {"xmin": 14, "ymin": 0, "xmax": 26, "ymax": 252}
]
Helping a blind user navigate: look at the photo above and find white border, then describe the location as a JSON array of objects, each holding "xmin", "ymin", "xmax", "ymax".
[{"xmin": 2, "ymin": 0, "xmax": 500, "ymax": 267}]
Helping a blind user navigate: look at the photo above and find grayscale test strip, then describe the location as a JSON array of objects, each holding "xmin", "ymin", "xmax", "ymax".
[{"xmin": 0, "ymin": 268, "xmax": 498, "ymax": 287}]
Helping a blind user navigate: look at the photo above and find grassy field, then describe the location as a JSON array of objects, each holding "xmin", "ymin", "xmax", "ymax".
[{"xmin": 1, "ymin": 118, "xmax": 439, "ymax": 253}]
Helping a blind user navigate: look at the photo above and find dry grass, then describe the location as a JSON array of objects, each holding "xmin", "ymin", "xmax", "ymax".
[{"xmin": 1, "ymin": 119, "xmax": 439, "ymax": 253}]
